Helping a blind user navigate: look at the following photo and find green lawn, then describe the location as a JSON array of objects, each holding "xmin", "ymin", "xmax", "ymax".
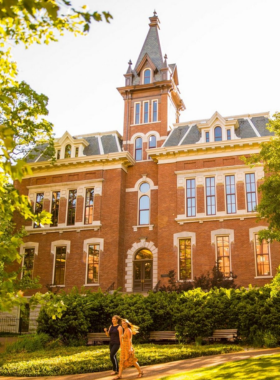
[
  {"xmin": 160, "ymin": 353, "xmax": 280, "ymax": 380},
  {"xmin": 0, "ymin": 344, "xmax": 243, "ymax": 377}
]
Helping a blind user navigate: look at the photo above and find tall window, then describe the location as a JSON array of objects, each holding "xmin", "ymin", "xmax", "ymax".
[
  {"xmin": 135, "ymin": 137, "xmax": 142, "ymax": 161},
  {"xmin": 206, "ymin": 177, "xmax": 216, "ymax": 215},
  {"xmin": 149, "ymin": 135, "xmax": 156, "ymax": 148},
  {"xmin": 245, "ymin": 173, "xmax": 257, "ymax": 212},
  {"xmin": 144, "ymin": 69, "xmax": 151, "ymax": 84},
  {"xmin": 139, "ymin": 182, "xmax": 150, "ymax": 225},
  {"xmin": 87, "ymin": 244, "xmax": 99, "ymax": 284},
  {"xmin": 22, "ymin": 248, "xmax": 35, "ymax": 278},
  {"xmin": 135, "ymin": 103, "xmax": 140, "ymax": 124},
  {"xmin": 214, "ymin": 126, "xmax": 222, "ymax": 141},
  {"xmin": 57, "ymin": 150, "xmax": 61, "ymax": 159},
  {"xmin": 152, "ymin": 100, "xmax": 158, "ymax": 122},
  {"xmin": 255, "ymin": 235, "xmax": 271, "ymax": 276},
  {"xmin": 51, "ymin": 191, "xmax": 60, "ymax": 227},
  {"xmin": 143, "ymin": 101, "xmax": 149, "ymax": 123},
  {"xmin": 54, "ymin": 246, "xmax": 66, "ymax": 285},
  {"xmin": 227, "ymin": 129, "xmax": 231, "ymax": 140},
  {"xmin": 179, "ymin": 239, "xmax": 192, "ymax": 280},
  {"xmin": 206, "ymin": 131, "xmax": 210, "ymax": 143},
  {"xmin": 225, "ymin": 175, "xmax": 236, "ymax": 214},
  {"xmin": 186, "ymin": 179, "xmax": 196, "ymax": 217},
  {"xmin": 75, "ymin": 147, "xmax": 79, "ymax": 157},
  {"xmin": 65, "ymin": 144, "xmax": 71, "ymax": 158},
  {"xmin": 84, "ymin": 188, "xmax": 94, "ymax": 224},
  {"xmin": 34, "ymin": 193, "xmax": 44, "ymax": 228},
  {"xmin": 67, "ymin": 190, "xmax": 77, "ymax": 225},
  {"xmin": 216, "ymin": 236, "xmax": 230, "ymax": 276}
]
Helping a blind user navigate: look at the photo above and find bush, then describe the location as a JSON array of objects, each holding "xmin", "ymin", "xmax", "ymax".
[{"xmin": 5, "ymin": 333, "xmax": 51, "ymax": 353}]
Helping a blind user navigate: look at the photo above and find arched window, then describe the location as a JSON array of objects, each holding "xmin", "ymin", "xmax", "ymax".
[
  {"xmin": 149, "ymin": 135, "xmax": 156, "ymax": 148},
  {"xmin": 135, "ymin": 249, "xmax": 153, "ymax": 260},
  {"xmin": 135, "ymin": 137, "xmax": 142, "ymax": 161},
  {"xmin": 214, "ymin": 127, "xmax": 222, "ymax": 142},
  {"xmin": 65, "ymin": 144, "xmax": 71, "ymax": 158},
  {"xmin": 144, "ymin": 69, "xmax": 151, "ymax": 84},
  {"xmin": 139, "ymin": 182, "xmax": 150, "ymax": 225},
  {"xmin": 139, "ymin": 196, "xmax": 150, "ymax": 225}
]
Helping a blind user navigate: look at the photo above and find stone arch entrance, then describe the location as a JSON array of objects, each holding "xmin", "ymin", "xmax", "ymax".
[
  {"xmin": 133, "ymin": 249, "xmax": 153, "ymax": 292},
  {"xmin": 125, "ymin": 239, "xmax": 158, "ymax": 293}
]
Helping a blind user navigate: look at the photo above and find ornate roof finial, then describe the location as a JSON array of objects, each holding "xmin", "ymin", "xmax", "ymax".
[
  {"xmin": 164, "ymin": 54, "xmax": 168, "ymax": 60},
  {"xmin": 128, "ymin": 59, "xmax": 132, "ymax": 66},
  {"xmin": 153, "ymin": 10, "xmax": 157, "ymax": 17}
]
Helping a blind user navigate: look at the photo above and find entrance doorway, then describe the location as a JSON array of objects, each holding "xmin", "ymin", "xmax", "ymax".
[{"xmin": 133, "ymin": 249, "xmax": 153, "ymax": 292}]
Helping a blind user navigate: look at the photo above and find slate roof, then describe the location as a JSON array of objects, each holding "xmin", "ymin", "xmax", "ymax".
[
  {"xmin": 163, "ymin": 116, "xmax": 271, "ymax": 147},
  {"xmin": 26, "ymin": 133, "xmax": 122, "ymax": 163}
]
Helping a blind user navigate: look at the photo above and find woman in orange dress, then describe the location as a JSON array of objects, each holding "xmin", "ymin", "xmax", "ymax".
[{"xmin": 113, "ymin": 319, "xmax": 143, "ymax": 379}]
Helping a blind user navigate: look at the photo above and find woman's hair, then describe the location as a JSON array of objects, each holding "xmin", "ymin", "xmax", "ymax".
[
  {"xmin": 122, "ymin": 319, "xmax": 140, "ymax": 335},
  {"xmin": 112, "ymin": 315, "xmax": 122, "ymax": 324}
]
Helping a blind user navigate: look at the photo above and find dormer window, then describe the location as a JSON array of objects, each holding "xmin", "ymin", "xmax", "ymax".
[
  {"xmin": 75, "ymin": 147, "xmax": 79, "ymax": 157},
  {"xmin": 214, "ymin": 127, "xmax": 222, "ymax": 142},
  {"xmin": 205, "ymin": 132, "xmax": 210, "ymax": 143},
  {"xmin": 57, "ymin": 150, "xmax": 61, "ymax": 159},
  {"xmin": 65, "ymin": 144, "xmax": 71, "ymax": 158},
  {"xmin": 144, "ymin": 69, "xmax": 151, "ymax": 84},
  {"xmin": 227, "ymin": 129, "xmax": 231, "ymax": 140}
]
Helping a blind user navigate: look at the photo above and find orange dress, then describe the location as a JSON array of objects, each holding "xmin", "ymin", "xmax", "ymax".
[{"xmin": 120, "ymin": 329, "xmax": 138, "ymax": 369}]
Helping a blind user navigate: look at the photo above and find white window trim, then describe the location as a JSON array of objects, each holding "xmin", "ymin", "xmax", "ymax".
[
  {"xmin": 83, "ymin": 238, "xmax": 103, "ymax": 286},
  {"xmin": 205, "ymin": 176, "xmax": 216, "ymax": 216},
  {"xmin": 134, "ymin": 136, "xmax": 143, "ymax": 161},
  {"xmin": 134, "ymin": 102, "xmax": 141, "ymax": 125},
  {"xmin": 185, "ymin": 178, "xmax": 196, "ymax": 218},
  {"xmin": 20, "ymin": 242, "xmax": 39, "ymax": 279},
  {"xmin": 152, "ymin": 99, "xmax": 158, "ymax": 122},
  {"xmin": 173, "ymin": 232, "xmax": 196, "ymax": 282},
  {"xmin": 143, "ymin": 68, "xmax": 152, "ymax": 84},
  {"xmin": 143, "ymin": 101, "xmax": 149, "ymax": 124},
  {"xmin": 245, "ymin": 172, "xmax": 258, "ymax": 213},
  {"xmin": 51, "ymin": 240, "xmax": 70, "ymax": 286},
  {"xmin": 138, "ymin": 182, "xmax": 151, "ymax": 226}
]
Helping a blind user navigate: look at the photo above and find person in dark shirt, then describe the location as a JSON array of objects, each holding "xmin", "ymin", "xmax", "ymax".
[{"xmin": 104, "ymin": 315, "xmax": 123, "ymax": 375}]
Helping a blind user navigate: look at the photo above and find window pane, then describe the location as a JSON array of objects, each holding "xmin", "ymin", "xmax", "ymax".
[
  {"xmin": 140, "ymin": 210, "xmax": 149, "ymax": 224},
  {"xmin": 216, "ymin": 236, "xmax": 230, "ymax": 276},
  {"xmin": 135, "ymin": 249, "xmax": 153, "ymax": 260},
  {"xmin": 245, "ymin": 173, "xmax": 257, "ymax": 212},
  {"xmin": 34, "ymin": 193, "xmax": 44, "ymax": 228},
  {"xmin": 135, "ymin": 104, "xmax": 140, "ymax": 124},
  {"xmin": 144, "ymin": 70, "xmax": 151, "ymax": 84},
  {"xmin": 255, "ymin": 235, "xmax": 271, "ymax": 276},
  {"xmin": 225, "ymin": 175, "xmax": 236, "ymax": 214},
  {"xmin": 186, "ymin": 179, "xmax": 196, "ymax": 217},
  {"xmin": 23, "ymin": 248, "xmax": 35, "ymax": 278},
  {"xmin": 153, "ymin": 101, "xmax": 158, "ymax": 122},
  {"xmin": 179, "ymin": 238, "xmax": 192, "ymax": 280},
  {"xmin": 51, "ymin": 191, "xmax": 60, "ymax": 227},
  {"xmin": 84, "ymin": 188, "xmax": 94, "ymax": 224},
  {"xmin": 67, "ymin": 190, "xmax": 77, "ymax": 225},
  {"xmin": 227, "ymin": 130, "xmax": 231, "ymax": 140},
  {"xmin": 206, "ymin": 177, "xmax": 216, "ymax": 215},
  {"xmin": 135, "ymin": 137, "xmax": 142, "ymax": 161},
  {"xmin": 144, "ymin": 102, "xmax": 149, "ymax": 123},
  {"xmin": 140, "ymin": 182, "xmax": 150, "ymax": 193},
  {"xmin": 149, "ymin": 135, "xmax": 156, "ymax": 148},
  {"xmin": 206, "ymin": 132, "xmax": 210, "ymax": 142},
  {"xmin": 65, "ymin": 144, "xmax": 71, "ymax": 158},
  {"xmin": 87, "ymin": 244, "xmax": 99, "ymax": 284},
  {"xmin": 54, "ymin": 246, "xmax": 66, "ymax": 285},
  {"xmin": 140, "ymin": 195, "xmax": 149, "ymax": 209},
  {"xmin": 214, "ymin": 126, "xmax": 222, "ymax": 141}
]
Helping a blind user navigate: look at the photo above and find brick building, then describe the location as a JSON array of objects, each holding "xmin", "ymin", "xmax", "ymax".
[{"xmin": 11, "ymin": 12, "xmax": 280, "ymax": 316}]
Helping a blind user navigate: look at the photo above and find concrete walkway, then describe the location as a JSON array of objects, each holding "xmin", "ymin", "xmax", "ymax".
[{"xmin": 1, "ymin": 348, "xmax": 280, "ymax": 380}]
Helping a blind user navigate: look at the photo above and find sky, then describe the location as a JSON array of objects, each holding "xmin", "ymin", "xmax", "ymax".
[{"xmin": 11, "ymin": 0, "xmax": 280, "ymax": 139}]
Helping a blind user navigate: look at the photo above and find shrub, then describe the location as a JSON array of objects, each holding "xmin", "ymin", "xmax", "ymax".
[{"xmin": 5, "ymin": 333, "xmax": 51, "ymax": 353}]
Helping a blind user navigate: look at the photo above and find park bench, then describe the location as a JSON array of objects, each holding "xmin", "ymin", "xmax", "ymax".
[
  {"xmin": 149, "ymin": 331, "xmax": 177, "ymax": 342},
  {"xmin": 208, "ymin": 329, "xmax": 238, "ymax": 342},
  {"xmin": 87, "ymin": 332, "xmax": 110, "ymax": 345}
]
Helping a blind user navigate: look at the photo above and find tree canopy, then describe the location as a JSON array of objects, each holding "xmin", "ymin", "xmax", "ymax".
[
  {"xmin": 245, "ymin": 112, "xmax": 280, "ymax": 242},
  {"xmin": 0, "ymin": 0, "xmax": 112, "ymax": 312}
]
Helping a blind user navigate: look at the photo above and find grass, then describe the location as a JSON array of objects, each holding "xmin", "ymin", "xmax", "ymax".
[
  {"xmin": 0, "ymin": 343, "xmax": 243, "ymax": 377},
  {"xmin": 160, "ymin": 353, "xmax": 280, "ymax": 380}
]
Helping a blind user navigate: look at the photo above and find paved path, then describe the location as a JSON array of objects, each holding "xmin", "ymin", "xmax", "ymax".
[{"xmin": 1, "ymin": 348, "xmax": 280, "ymax": 380}]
